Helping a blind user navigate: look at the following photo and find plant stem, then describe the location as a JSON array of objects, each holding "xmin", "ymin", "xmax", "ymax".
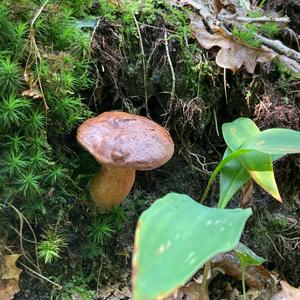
[
  {"xmin": 200, "ymin": 149, "xmax": 250, "ymax": 204},
  {"xmin": 241, "ymin": 266, "xmax": 247, "ymax": 300},
  {"xmin": 199, "ymin": 260, "xmax": 211, "ymax": 300}
]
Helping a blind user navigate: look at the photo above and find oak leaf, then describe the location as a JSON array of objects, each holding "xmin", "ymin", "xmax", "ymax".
[{"xmin": 190, "ymin": 13, "xmax": 276, "ymax": 73}]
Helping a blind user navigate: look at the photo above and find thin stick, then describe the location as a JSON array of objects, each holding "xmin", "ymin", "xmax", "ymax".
[
  {"xmin": 19, "ymin": 262, "xmax": 63, "ymax": 289},
  {"xmin": 9, "ymin": 204, "xmax": 41, "ymax": 274},
  {"xmin": 164, "ymin": 31, "xmax": 176, "ymax": 107},
  {"xmin": 137, "ymin": 21, "xmax": 177, "ymax": 34},
  {"xmin": 213, "ymin": 108, "xmax": 220, "ymax": 136},
  {"xmin": 133, "ymin": 14, "xmax": 149, "ymax": 115},
  {"xmin": 25, "ymin": 0, "xmax": 49, "ymax": 110},
  {"xmin": 30, "ymin": 0, "xmax": 49, "ymax": 27},
  {"xmin": 219, "ymin": 15, "xmax": 290, "ymax": 24}
]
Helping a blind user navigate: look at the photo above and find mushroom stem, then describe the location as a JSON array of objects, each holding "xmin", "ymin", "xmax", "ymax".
[{"xmin": 89, "ymin": 165, "xmax": 136, "ymax": 210}]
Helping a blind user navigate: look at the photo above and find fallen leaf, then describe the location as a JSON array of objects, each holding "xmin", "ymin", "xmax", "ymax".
[
  {"xmin": 271, "ymin": 281, "xmax": 300, "ymax": 300},
  {"xmin": 212, "ymin": 252, "xmax": 276, "ymax": 290},
  {"xmin": 214, "ymin": 0, "xmax": 223, "ymax": 14},
  {"xmin": 0, "ymin": 279, "xmax": 20, "ymax": 300},
  {"xmin": 0, "ymin": 255, "xmax": 22, "ymax": 300},
  {"xmin": 240, "ymin": 180, "xmax": 253, "ymax": 208},
  {"xmin": 1, "ymin": 255, "xmax": 22, "ymax": 281},
  {"xmin": 189, "ymin": 13, "xmax": 276, "ymax": 73}
]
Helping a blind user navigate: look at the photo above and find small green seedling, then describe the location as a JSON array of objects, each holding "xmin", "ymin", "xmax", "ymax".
[
  {"xmin": 132, "ymin": 117, "xmax": 300, "ymax": 299},
  {"xmin": 234, "ymin": 242, "xmax": 265, "ymax": 299}
]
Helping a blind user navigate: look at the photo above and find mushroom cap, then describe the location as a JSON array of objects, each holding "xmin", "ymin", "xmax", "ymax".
[{"xmin": 77, "ymin": 111, "xmax": 174, "ymax": 170}]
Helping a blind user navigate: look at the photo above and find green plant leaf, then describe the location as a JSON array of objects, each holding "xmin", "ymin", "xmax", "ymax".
[
  {"xmin": 239, "ymin": 150, "xmax": 281, "ymax": 201},
  {"xmin": 219, "ymin": 149, "xmax": 284, "ymax": 208},
  {"xmin": 234, "ymin": 242, "xmax": 265, "ymax": 268},
  {"xmin": 132, "ymin": 193, "xmax": 252, "ymax": 300},
  {"xmin": 201, "ymin": 149, "xmax": 251, "ymax": 203},
  {"xmin": 222, "ymin": 117, "xmax": 260, "ymax": 150},
  {"xmin": 219, "ymin": 148, "xmax": 250, "ymax": 208},
  {"xmin": 222, "ymin": 118, "xmax": 281, "ymax": 202},
  {"xmin": 244, "ymin": 128, "xmax": 300, "ymax": 154}
]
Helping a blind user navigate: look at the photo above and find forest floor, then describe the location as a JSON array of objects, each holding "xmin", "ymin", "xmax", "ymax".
[{"xmin": 0, "ymin": 0, "xmax": 300, "ymax": 299}]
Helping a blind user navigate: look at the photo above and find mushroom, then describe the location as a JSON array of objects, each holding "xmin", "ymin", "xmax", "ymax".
[{"xmin": 77, "ymin": 111, "xmax": 174, "ymax": 210}]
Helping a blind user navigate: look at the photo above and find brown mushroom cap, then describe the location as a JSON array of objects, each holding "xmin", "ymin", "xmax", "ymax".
[{"xmin": 77, "ymin": 111, "xmax": 174, "ymax": 170}]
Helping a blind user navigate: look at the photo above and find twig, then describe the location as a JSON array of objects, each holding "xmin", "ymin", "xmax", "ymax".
[
  {"xmin": 132, "ymin": 14, "xmax": 149, "ymax": 116},
  {"xmin": 219, "ymin": 15, "xmax": 290, "ymax": 24},
  {"xmin": 255, "ymin": 32, "xmax": 300, "ymax": 63},
  {"xmin": 31, "ymin": 0, "xmax": 49, "ymax": 26},
  {"xmin": 19, "ymin": 262, "xmax": 63, "ymax": 289},
  {"xmin": 164, "ymin": 31, "xmax": 176, "ymax": 107},
  {"xmin": 25, "ymin": 0, "xmax": 49, "ymax": 110},
  {"xmin": 8, "ymin": 204, "xmax": 41, "ymax": 274},
  {"xmin": 89, "ymin": 18, "xmax": 101, "ymax": 49},
  {"xmin": 213, "ymin": 108, "xmax": 220, "ymax": 136},
  {"xmin": 138, "ymin": 21, "xmax": 177, "ymax": 34}
]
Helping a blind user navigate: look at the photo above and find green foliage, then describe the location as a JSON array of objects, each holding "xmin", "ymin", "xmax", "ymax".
[
  {"xmin": 0, "ymin": 4, "xmax": 96, "ymax": 290},
  {"xmin": 219, "ymin": 118, "xmax": 300, "ymax": 208},
  {"xmin": 0, "ymin": 55, "xmax": 23, "ymax": 94},
  {"xmin": 38, "ymin": 230, "xmax": 67, "ymax": 264},
  {"xmin": 259, "ymin": 22, "xmax": 280, "ymax": 38},
  {"xmin": 132, "ymin": 193, "xmax": 252, "ymax": 299},
  {"xmin": 88, "ymin": 220, "xmax": 114, "ymax": 244},
  {"xmin": 53, "ymin": 275, "xmax": 96, "ymax": 300},
  {"xmin": 232, "ymin": 25, "xmax": 262, "ymax": 48},
  {"xmin": 132, "ymin": 117, "xmax": 300, "ymax": 299},
  {"xmin": 232, "ymin": 20, "xmax": 280, "ymax": 47}
]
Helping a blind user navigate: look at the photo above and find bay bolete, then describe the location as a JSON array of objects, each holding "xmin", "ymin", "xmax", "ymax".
[{"xmin": 77, "ymin": 111, "xmax": 174, "ymax": 210}]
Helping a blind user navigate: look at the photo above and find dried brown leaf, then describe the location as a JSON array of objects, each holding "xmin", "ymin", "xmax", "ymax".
[
  {"xmin": 214, "ymin": 0, "xmax": 223, "ymax": 15},
  {"xmin": 271, "ymin": 281, "xmax": 300, "ymax": 300},
  {"xmin": 190, "ymin": 13, "xmax": 276, "ymax": 73},
  {"xmin": 240, "ymin": 180, "xmax": 253, "ymax": 208},
  {"xmin": 212, "ymin": 252, "xmax": 276, "ymax": 290},
  {"xmin": 0, "ymin": 255, "xmax": 22, "ymax": 300},
  {"xmin": 1, "ymin": 255, "xmax": 22, "ymax": 281},
  {"xmin": 0, "ymin": 279, "xmax": 20, "ymax": 300}
]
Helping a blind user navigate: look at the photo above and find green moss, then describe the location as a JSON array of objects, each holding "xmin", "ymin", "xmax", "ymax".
[{"xmin": 232, "ymin": 25, "xmax": 262, "ymax": 48}]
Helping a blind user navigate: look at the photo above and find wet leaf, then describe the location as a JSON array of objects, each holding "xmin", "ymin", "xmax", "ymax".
[
  {"xmin": 271, "ymin": 281, "xmax": 300, "ymax": 300},
  {"xmin": 132, "ymin": 193, "xmax": 252, "ymax": 300},
  {"xmin": 190, "ymin": 13, "xmax": 275, "ymax": 73}
]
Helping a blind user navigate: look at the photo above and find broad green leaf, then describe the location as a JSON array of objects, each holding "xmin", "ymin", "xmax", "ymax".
[
  {"xmin": 222, "ymin": 118, "xmax": 260, "ymax": 150},
  {"xmin": 132, "ymin": 193, "xmax": 252, "ymax": 300},
  {"xmin": 201, "ymin": 149, "xmax": 251, "ymax": 203},
  {"xmin": 244, "ymin": 128, "xmax": 300, "ymax": 154},
  {"xmin": 219, "ymin": 148, "xmax": 250, "ymax": 208},
  {"xmin": 234, "ymin": 242, "xmax": 265, "ymax": 267},
  {"xmin": 238, "ymin": 149, "xmax": 281, "ymax": 201},
  {"xmin": 219, "ymin": 149, "xmax": 284, "ymax": 208},
  {"xmin": 222, "ymin": 118, "xmax": 281, "ymax": 202}
]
